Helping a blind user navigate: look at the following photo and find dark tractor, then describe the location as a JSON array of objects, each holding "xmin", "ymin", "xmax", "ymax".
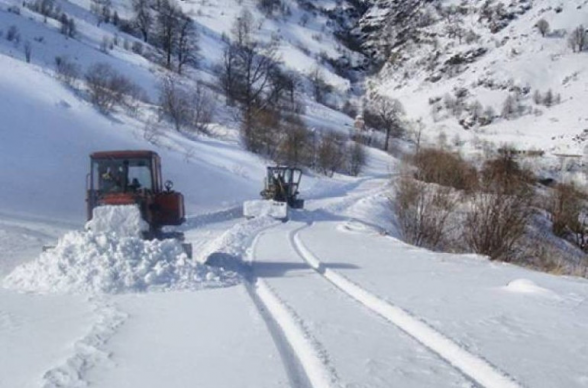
[{"xmin": 260, "ymin": 166, "xmax": 304, "ymax": 209}]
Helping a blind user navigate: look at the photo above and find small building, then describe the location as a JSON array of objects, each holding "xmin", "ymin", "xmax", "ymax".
[{"xmin": 354, "ymin": 115, "xmax": 365, "ymax": 131}]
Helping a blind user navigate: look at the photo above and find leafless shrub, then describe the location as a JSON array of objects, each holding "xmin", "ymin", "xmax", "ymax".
[
  {"xmin": 143, "ymin": 118, "xmax": 163, "ymax": 144},
  {"xmin": 55, "ymin": 56, "xmax": 80, "ymax": 86},
  {"xmin": 480, "ymin": 149, "xmax": 534, "ymax": 194},
  {"xmin": 59, "ymin": 13, "xmax": 76, "ymax": 38},
  {"xmin": 85, "ymin": 63, "xmax": 143, "ymax": 113},
  {"xmin": 347, "ymin": 141, "xmax": 367, "ymax": 176},
  {"xmin": 549, "ymin": 183, "xmax": 587, "ymax": 249},
  {"xmin": 158, "ymin": 75, "xmax": 189, "ymax": 131},
  {"xmin": 393, "ymin": 176, "xmax": 457, "ymax": 250},
  {"xmin": 7, "ymin": 5, "xmax": 21, "ymax": 14},
  {"xmin": 308, "ymin": 66, "xmax": 332, "ymax": 104},
  {"xmin": 412, "ymin": 147, "xmax": 478, "ymax": 191},
  {"xmin": 463, "ymin": 187, "xmax": 534, "ymax": 261},
  {"xmin": 241, "ymin": 106, "xmax": 281, "ymax": 157},
  {"xmin": 569, "ymin": 25, "xmax": 587, "ymax": 53},
  {"xmin": 6, "ymin": 25, "xmax": 19, "ymax": 42},
  {"xmin": 275, "ymin": 114, "xmax": 313, "ymax": 167},
  {"xmin": 536, "ymin": 18, "xmax": 550, "ymax": 37},
  {"xmin": 131, "ymin": 41, "xmax": 144, "ymax": 55},
  {"xmin": 501, "ymin": 93, "xmax": 525, "ymax": 119},
  {"xmin": 316, "ymin": 132, "xmax": 346, "ymax": 177},
  {"xmin": 186, "ymin": 82, "xmax": 216, "ymax": 134},
  {"xmin": 100, "ymin": 36, "xmax": 110, "ymax": 53},
  {"xmin": 463, "ymin": 152, "xmax": 535, "ymax": 262},
  {"xmin": 24, "ymin": 41, "xmax": 32, "ymax": 63}
]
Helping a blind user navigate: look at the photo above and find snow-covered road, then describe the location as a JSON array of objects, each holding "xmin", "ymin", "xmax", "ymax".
[{"xmin": 3, "ymin": 177, "xmax": 588, "ymax": 388}]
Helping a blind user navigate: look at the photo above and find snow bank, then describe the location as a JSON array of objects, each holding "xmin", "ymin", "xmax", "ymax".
[
  {"xmin": 504, "ymin": 279, "xmax": 560, "ymax": 299},
  {"xmin": 3, "ymin": 206, "xmax": 239, "ymax": 294},
  {"xmin": 243, "ymin": 200, "xmax": 288, "ymax": 220},
  {"xmin": 85, "ymin": 205, "xmax": 149, "ymax": 237}
]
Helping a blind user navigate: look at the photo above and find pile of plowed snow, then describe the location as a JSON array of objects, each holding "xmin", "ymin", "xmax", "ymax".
[{"xmin": 3, "ymin": 206, "xmax": 239, "ymax": 294}]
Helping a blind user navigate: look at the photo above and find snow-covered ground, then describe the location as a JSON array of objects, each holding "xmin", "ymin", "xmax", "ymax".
[
  {"xmin": 2, "ymin": 0, "xmax": 588, "ymax": 386},
  {"xmin": 4, "ymin": 155, "xmax": 588, "ymax": 387}
]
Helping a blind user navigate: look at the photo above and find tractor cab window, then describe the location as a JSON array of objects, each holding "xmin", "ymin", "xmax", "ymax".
[
  {"xmin": 127, "ymin": 161, "xmax": 153, "ymax": 192},
  {"xmin": 92, "ymin": 158, "xmax": 153, "ymax": 193},
  {"xmin": 291, "ymin": 169, "xmax": 301, "ymax": 190}
]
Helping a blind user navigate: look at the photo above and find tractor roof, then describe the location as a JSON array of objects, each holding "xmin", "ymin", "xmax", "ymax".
[{"xmin": 90, "ymin": 150, "xmax": 159, "ymax": 160}]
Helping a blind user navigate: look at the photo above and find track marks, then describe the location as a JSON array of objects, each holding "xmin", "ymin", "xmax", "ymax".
[
  {"xmin": 41, "ymin": 298, "xmax": 127, "ymax": 388},
  {"xmin": 291, "ymin": 225, "xmax": 523, "ymax": 388},
  {"xmin": 245, "ymin": 232, "xmax": 339, "ymax": 388}
]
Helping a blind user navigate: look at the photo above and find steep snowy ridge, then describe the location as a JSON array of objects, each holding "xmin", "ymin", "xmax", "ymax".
[{"xmin": 363, "ymin": 0, "xmax": 588, "ymax": 158}]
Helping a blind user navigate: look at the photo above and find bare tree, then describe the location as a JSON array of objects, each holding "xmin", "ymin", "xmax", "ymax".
[
  {"xmin": 276, "ymin": 114, "xmax": 312, "ymax": 167},
  {"xmin": 176, "ymin": 15, "xmax": 199, "ymax": 74},
  {"xmin": 132, "ymin": 0, "xmax": 151, "ymax": 42},
  {"xmin": 569, "ymin": 25, "xmax": 587, "ymax": 53},
  {"xmin": 536, "ymin": 18, "xmax": 550, "ymax": 37},
  {"xmin": 347, "ymin": 141, "xmax": 367, "ymax": 176},
  {"xmin": 219, "ymin": 42, "xmax": 240, "ymax": 105},
  {"xmin": 316, "ymin": 132, "xmax": 346, "ymax": 176},
  {"xmin": 308, "ymin": 66, "xmax": 332, "ymax": 104},
  {"xmin": 24, "ymin": 41, "xmax": 32, "ymax": 63},
  {"xmin": 158, "ymin": 75, "xmax": 189, "ymax": 130},
  {"xmin": 156, "ymin": 0, "xmax": 181, "ymax": 69},
  {"xmin": 187, "ymin": 82, "xmax": 216, "ymax": 134},
  {"xmin": 364, "ymin": 94, "xmax": 405, "ymax": 152},
  {"xmin": 55, "ymin": 56, "xmax": 80, "ymax": 86}
]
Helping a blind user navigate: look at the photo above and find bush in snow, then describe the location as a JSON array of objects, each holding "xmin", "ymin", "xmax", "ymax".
[
  {"xmin": 549, "ymin": 183, "xmax": 587, "ymax": 249},
  {"xmin": 131, "ymin": 41, "xmax": 144, "ymax": 55},
  {"xmin": 316, "ymin": 132, "xmax": 347, "ymax": 177},
  {"xmin": 258, "ymin": 0, "xmax": 282, "ymax": 17},
  {"xmin": 536, "ymin": 19, "xmax": 550, "ymax": 37},
  {"xmin": 569, "ymin": 25, "xmax": 588, "ymax": 53},
  {"xmin": 85, "ymin": 63, "xmax": 143, "ymax": 113},
  {"xmin": 412, "ymin": 147, "xmax": 478, "ymax": 192},
  {"xmin": 501, "ymin": 93, "xmax": 526, "ymax": 120},
  {"xmin": 24, "ymin": 41, "xmax": 32, "ymax": 63},
  {"xmin": 158, "ymin": 75, "xmax": 215, "ymax": 134},
  {"xmin": 393, "ymin": 175, "xmax": 457, "ymax": 250},
  {"xmin": 54, "ymin": 56, "xmax": 80, "ymax": 86},
  {"xmin": 6, "ymin": 25, "xmax": 20, "ymax": 42},
  {"xmin": 463, "ymin": 151, "xmax": 535, "ymax": 262},
  {"xmin": 241, "ymin": 106, "xmax": 282, "ymax": 158},
  {"xmin": 533, "ymin": 89, "xmax": 561, "ymax": 107},
  {"xmin": 274, "ymin": 114, "xmax": 314, "ymax": 168},
  {"xmin": 59, "ymin": 13, "xmax": 76, "ymax": 38},
  {"xmin": 347, "ymin": 141, "xmax": 367, "ymax": 177},
  {"xmin": 308, "ymin": 66, "xmax": 333, "ymax": 105}
]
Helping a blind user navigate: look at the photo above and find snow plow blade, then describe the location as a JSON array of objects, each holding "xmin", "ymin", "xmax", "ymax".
[{"xmin": 243, "ymin": 200, "xmax": 288, "ymax": 220}]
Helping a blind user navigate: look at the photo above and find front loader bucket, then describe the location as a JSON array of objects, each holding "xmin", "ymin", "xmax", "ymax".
[{"xmin": 243, "ymin": 200, "xmax": 288, "ymax": 220}]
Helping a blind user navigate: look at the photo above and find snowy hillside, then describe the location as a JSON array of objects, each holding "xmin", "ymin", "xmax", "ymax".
[
  {"xmin": 363, "ymin": 0, "xmax": 588, "ymax": 158},
  {"xmin": 2, "ymin": 0, "xmax": 588, "ymax": 387}
]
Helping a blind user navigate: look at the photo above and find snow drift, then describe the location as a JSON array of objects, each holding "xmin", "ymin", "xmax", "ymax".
[{"xmin": 3, "ymin": 206, "xmax": 240, "ymax": 294}]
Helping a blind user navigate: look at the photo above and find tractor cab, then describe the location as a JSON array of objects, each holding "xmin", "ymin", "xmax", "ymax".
[
  {"xmin": 261, "ymin": 166, "xmax": 304, "ymax": 209},
  {"xmin": 87, "ymin": 150, "xmax": 185, "ymax": 231}
]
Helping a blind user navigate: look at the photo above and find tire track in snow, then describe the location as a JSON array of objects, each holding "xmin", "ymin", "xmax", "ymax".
[
  {"xmin": 291, "ymin": 224, "xmax": 523, "ymax": 388},
  {"xmin": 244, "ymin": 231, "xmax": 339, "ymax": 388},
  {"xmin": 41, "ymin": 297, "xmax": 127, "ymax": 388}
]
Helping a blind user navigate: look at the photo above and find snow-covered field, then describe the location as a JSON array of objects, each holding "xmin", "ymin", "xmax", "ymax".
[{"xmin": 2, "ymin": 0, "xmax": 588, "ymax": 386}]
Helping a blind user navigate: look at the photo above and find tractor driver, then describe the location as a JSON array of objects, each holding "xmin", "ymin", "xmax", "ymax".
[{"xmin": 101, "ymin": 166, "xmax": 122, "ymax": 192}]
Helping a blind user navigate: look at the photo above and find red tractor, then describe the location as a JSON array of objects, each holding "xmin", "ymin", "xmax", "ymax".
[{"xmin": 86, "ymin": 150, "xmax": 190, "ymax": 254}]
